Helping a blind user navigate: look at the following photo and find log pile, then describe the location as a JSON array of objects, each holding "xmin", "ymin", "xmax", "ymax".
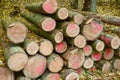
[{"xmin": 0, "ymin": 0, "xmax": 120, "ymax": 80}]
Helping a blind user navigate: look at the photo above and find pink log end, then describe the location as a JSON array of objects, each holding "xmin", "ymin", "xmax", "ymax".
[
  {"xmin": 104, "ymin": 48, "xmax": 114, "ymax": 60},
  {"xmin": 43, "ymin": 0, "xmax": 58, "ymax": 14},
  {"xmin": 36, "ymin": 63, "xmax": 45, "ymax": 74},
  {"xmin": 91, "ymin": 52, "xmax": 102, "ymax": 61},
  {"xmin": 42, "ymin": 18, "xmax": 56, "ymax": 32},
  {"xmin": 91, "ymin": 22, "xmax": 103, "ymax": 34},
  {"xmin": 100, "ymin": 35, "xmax": 111, "ymax": 44}
]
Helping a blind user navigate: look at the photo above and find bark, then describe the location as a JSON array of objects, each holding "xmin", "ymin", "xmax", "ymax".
[
  {"xmin": 0, "ymin": 67, "xmax": 14, "ymax": 80},
  {"xmin": 99, "ymin": 33, "xmax": 120, "ymax": 49},
  {"xmin": 24, "ymin": 39, "xmax": 39, "ymax": 55},
  {"xmin": 1, "ymin": 17, "xmax": 27, "ymax": 44},
  {"xmin": 20, "ymin": 13, "xmax": 56, "ymax": 32},
  {"xmin": 39, "ymin": 39, "xmax": 53, "ymax": 56},
  {"xmin": 23, "ymin": 54, "xmax": 47, "ymax": 79},
  {"xmin": 47, "ymin": 53, "xmax": 64, "ymax": 72},
  {"xmin": 63, "ymin": 48, "xmax": 85, "ymax": 69},
  {"xmin": 25, "ymin": 0, "xmax": 58, "ymax": 14},
  {"xmin": 28, "ymin": 25, "xmax": 63, "ymax": 44}
]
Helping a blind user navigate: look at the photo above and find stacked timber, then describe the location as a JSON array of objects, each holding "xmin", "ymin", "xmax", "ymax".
[{"xmin": 0, "ymin": 0, "xmax": 120, "ymax": 80}]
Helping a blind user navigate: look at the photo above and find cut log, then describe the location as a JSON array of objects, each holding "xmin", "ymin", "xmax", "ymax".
[
  {"xmin": 103, "ymin": 48, "xmax": 114, "ymax": 60},
  {"xmin": 0, "ymin": 67, "xmax": 14, "ymax": 80},
  {"xmin": 99, "ymin": 33, "xmax": 120, "ymax": 49},
  {"xmin": 24, "ymin": 39, "xmax": 39, "ymax": 55},
  {"xmin": 91, "ymin": 52, "xmax": 102, "ymax": 61},
  {"xmin": 91, "ymin": 39, "xmax": 105, "ymax": 52},
  {"xmin": 47, "ymin": 53, "xmax": 64, "ymax": 72},
  {"xmin": 41, "ymin": 71, "xmax": 61, "ymax": 80},
  {"xmin": 113, "ymin": 59, "xmax": 120, "ymax": 71},
  {"xmin": 1, "ymin": 18, "xmax": 28, "ymax": 44},
  {"xmin": 39, "ymin": 39, "xmax": 53, "ymax": 56},
  {"xmin": 82, "ymin": 20, "xmax": 103, "ymax": 41},
  {"xmin": 68, "ymin": 11, "xmax": 85, "ymax": 25},
  {"xmin": 51, "ymin": 7, "xmax": 69, "ymax": 20},
  {"xmin": 25, "ymin": 0, "xmax": 58, "ymax": 14},
  {"xmin": 61, "ymin": 69, "xmax": 79, "ymax": 80},
  {"xmin": 55, "ymin": 41, "xmax": 67, "ymax": 53},
  {"xmin": 83, "ymin": 57, "xmax": 94, "ymax": 69},
  {"xmin": 74, "ymin": 67, "xmax": 85, "ymax": 75},
  {"xmin": 16, "ymin": 76, "xmax": 31, "ymax": 80},
  {"xmin": 114, "ymin": 48, "xmax": 120, "ymax": 57},
  {"xmin": 63, "ymin": 48, "xmax": 85, "ymax": 69},
  {"xmin": 73, "ymin": 34, "xmax": 87, "ymax": 48},
  {"xmin": 23, "ymin": 54, "xmax": 46, "ymax": 79},
  {"xmin": 28, "ymin": 25, "xmax": 63, "ymax": 43},
  {"xmin": 20, "ymin": 13, "xmax": 56, "ymax": 32},
  {"xmin": 83, "ymin": 45, "xmax": 93, "ymax": 56},
  {"xmin": 57, "ymin": 22, "xmax": 80, "ymax": 37},
  {"xmin": 0, "ymin": 39, "xmax": 28, "ymax": 71}
]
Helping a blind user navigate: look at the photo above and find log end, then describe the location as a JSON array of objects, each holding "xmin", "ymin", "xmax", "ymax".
[
  {"xmin": 102, "ymin": 61, "xmax": 111, "ymax": 73},
  {"xmin": 58, "ymin": 8, "xmax": 69, "ymax": 20},
  {"xmin": 66, "ymin": 23, "xmax": 80, "ymax": 37},
  {"xmin": 83, "ymin": 45, "xmax": 93, "ymax": 56},
  {"xmin": 26, "ymin": 41, "xmax": 39, "ymax": 55},
  {"xmin": 91, "ymin": 52, "xmax": 102, "ymax": 61},
  {"xmin": 41, "ymin": 17, "xmax": 56, "ymax": 32},
  {"xmin": 74, "ymin": 35, "xmax": 86, "ymax": 48},
  {"xmin": 55, "ymin": 41, "xmax": 67, "ymax": 53},
  {"xmin": 46, "ymin": 73, "xmax": 61, "ymax": 80},
  {"xmin": 0, "ymin": 67, "xmax": 14, "ymax": 80},
  {"xmin": 8, "ymin": 53, "xmax": 28, "ymax": 71},
  {"xmin": 74, "ymin": 14, "xmax": 84, "ymax": 25},
  {"xmin": 7, "ymin": 22, "xmax": 27, "ymax": 44},
  {"xmin": 42, "ymin": 0, "xmax": 58, "ymax": 14},
  {"xmin": 111, "ymin": 36, "xmax": 120, "ymax": 49},
  {"xmin": 39, "ymin": 39, "xmax": 53, "ymax": 56},
  {"xmin": 65, "ymin": 72, "xmax": 79, "ymax": 80},
  {"xmin": 96, "ymin": 40, "xmax": 105, "ymax": 52},
  {"xmin": 114, "ymin": 59, "xmax": 120, "ymax": 70},
  {"xmin": 83, "ymin": 58, "xmax": 94, "ymax": 69},
  {"xmin": 55, "ymin": 31, "xmax": 64, "ymax": 43},
  {"xmin": 104, "ymin": 48, "xmax": 114, "ymax": 60},
  {"xmin": 48, "ymin": 54, "xmax": 63, "ymax": 72},
  {"xmin": 23, "ymin": 54, "xmax": 46, "ymax": 79}
]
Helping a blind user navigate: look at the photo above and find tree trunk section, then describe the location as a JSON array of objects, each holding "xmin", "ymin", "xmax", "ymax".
[
  {"xmin": 47, "ymin": 53, "xmax": 64, "ymax": 72},
  {"xmin": 20, "ymin": 13, "xmax": 56, "ymax": 32},
  {"xmin": 1, "ymin": 18, "xmax": 27, "ymax": 44},
  {"xmin": 25, "ymin": 0, "xmax": 58, "ymax": 14},
  {"xmin": 0, "ymin": 67, "xmax": 14, "ymax": 80},
  {"xmin": 24, "ymin": 39, "xmax": 39, "ymax": 55},
  {"xmin": 99, "ymin": 33, "xmax": 120, "ymax": 49},
  {"xmin": 39, "ymin": 39, "xmax": 53, "ymax": 56},
  {"xmin": 23, "ymin": 54, "xmax": 46, "ymax": 79},
  {"xmin": 103, "ymin": 48, "xmax": 114, "ymax": 60},
  {"xmin": 63, "ymin": 48, "xmax": 85, "ymax": 69},
  {"xmin": 91, "ymin": 52, "xmax": 102, "ymax": 61},
  {"xmin": 83, "ymin": 45, "xmax": 93, "ymax": 56},
  {"xmin": 83, "ymin": 57, "xmax": 94, "ymax": 69}
]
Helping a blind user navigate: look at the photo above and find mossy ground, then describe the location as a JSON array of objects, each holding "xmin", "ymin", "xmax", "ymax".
[{"xmin": 0, "ymin": 0, "xmax": 120, "ymax": 79}]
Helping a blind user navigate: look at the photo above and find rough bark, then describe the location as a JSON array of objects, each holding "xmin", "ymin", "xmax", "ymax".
[
  {"xmin": 20, "ymin": 13, "xmax": 56, "ymax": 32},
  {"xmin": 25, "ymin": 0, "xmax": 58, "ymax": 14}
]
